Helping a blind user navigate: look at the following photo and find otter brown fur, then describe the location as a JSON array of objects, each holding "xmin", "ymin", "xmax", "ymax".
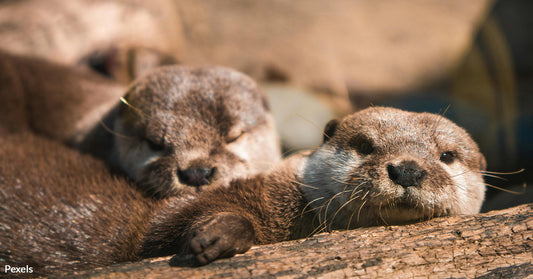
[
  {"xmin": 0, "ymin": 133, "xmax": 154, "ymax": 276},
  {"xmin": 0, "ymin": 49, "xmax": 124, "ymax": 144},
  {"xmin": 79, "ymin": 65, "xmax": 281, "ymax": 197},
  {"xmin": 140, "ymin": 107, "xmax": 487, "ymax": 264},
  {"xmin": 0, "ymin": 133, "xmax": 257, "ymax": 276}
]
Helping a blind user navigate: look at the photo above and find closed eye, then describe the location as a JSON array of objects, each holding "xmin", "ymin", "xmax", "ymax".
[
  {"xmin": 227, "ymin": 130, "xmax": 245, "ymax": 143},
  {"xmin": 145, "ymin": 137, "xmax": 164, "ymax": 151}
]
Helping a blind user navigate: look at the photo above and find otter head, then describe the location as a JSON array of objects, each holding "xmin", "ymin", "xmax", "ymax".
[
  {"xmin": 112, "ymin": 66, "xmax": 280, "ymax": 197},
  {"xmin": 302, "ymin": 107, "xmax": 486, "ymax": 230}
]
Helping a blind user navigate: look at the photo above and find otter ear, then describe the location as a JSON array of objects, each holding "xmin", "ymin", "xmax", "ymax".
[
  {"xmin": 479, "ymin": 154, "xmax": 487, "ymax": 171},
  {"xmin": 323, "ymin": 119, "xmax": 339, "ymax": 143}
]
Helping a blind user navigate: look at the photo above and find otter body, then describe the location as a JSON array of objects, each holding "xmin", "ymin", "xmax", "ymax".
[{"xmin": 0, "ymin": 134, "xmax": 154, "ymax": 276}]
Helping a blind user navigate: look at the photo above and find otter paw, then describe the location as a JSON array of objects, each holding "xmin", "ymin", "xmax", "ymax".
[{"xmin": 189, "ymin": 213, "xmax": 254, "ymax": 265}]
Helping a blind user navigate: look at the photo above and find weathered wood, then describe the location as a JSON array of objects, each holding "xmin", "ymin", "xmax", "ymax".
[{"xmin": 66, "ymin": 204, "xmax": 533, "ymax": 278}]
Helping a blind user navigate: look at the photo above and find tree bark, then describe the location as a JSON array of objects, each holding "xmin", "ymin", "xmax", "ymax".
[{"xmin": 68, "ymin": 204, "xmax": 532, "ymax": 278}]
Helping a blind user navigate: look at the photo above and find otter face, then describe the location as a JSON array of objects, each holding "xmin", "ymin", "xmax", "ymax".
[
  {"xmin": 113, "ymin": 66, "xmax": 280, "ymax": 197},
  {"xmin": 302, "ymin": 107, "xmax": 486, "ymax": 230}
]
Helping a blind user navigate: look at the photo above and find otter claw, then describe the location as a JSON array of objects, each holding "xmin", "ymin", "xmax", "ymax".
[{"xmin": 189, "ymin": 213, "xmax": 254, "ymax": 265}]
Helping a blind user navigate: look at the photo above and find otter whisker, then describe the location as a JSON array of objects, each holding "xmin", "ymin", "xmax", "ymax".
[
  {"xmin": 330, "ymin": 176, "xmax": 364, "ymax": 187},
  {"xmin": 322, "ymin": 190, "xmax": 347, "ymax": 225},
  {"xmin": 485, "ymin": 182, "xmax": 526, "ymax": 195},
  {"xmin": 481, "ymin": 169, "xmax": 525, "ymax": 175},
  {"xmin": 450, "ymin": 169, "xmax": 473, "ymax": 178},
  {"xmin": 377, "ymin": 202, "xmax": 390, "ymax": 226},
  {"xmin": 301, "ymin": 197, "xmax": 325, "ymax": 218},
  {"xmin": 360, "ymin": 191, "xmax": 370, "ymax": 201},
  {"xmin": 356, "ymin": 199, "xmax": 368, "ymax": 225},
  {"xmin": 294, "ymin": 180, "xmax": 319, "ymax": 190},
  {"xmin": 328, "ymin": 194, "xmax": 361, "ymax": 231},
  {"xmin": 98, "ymin": 119, "xmax": 133, "ymax": 140},
  {"xmin": 295, "ymin": 113, "xmax": 333, "ymax": 142},
  {"xmin": 440, "ymin": 104, "xmax": 452, "ymax": 117},
  {"xmin": 345, "ymin": 199, "xmax": 362, "ymax": 230},
  {"xmin": 313, "ymin": 186, "xmax": 352, "ymax": 233},
  {"xmin": 350, "ymin": 188, "xmax": 363, "ymax": 199},
  {"xmin": 120, "ymin": 97, "xmax": 148, "ymax": 119},
  {"xmin": 430, "ymin": 104, "xmax": 451, "ymax": 134},
  {"xmin": 481, "ymin": 173, "xmax": 509, "ymax": 181},
  {"xmin": 308, "ymin": 203, "xmax": 332, "ymax": 236}
]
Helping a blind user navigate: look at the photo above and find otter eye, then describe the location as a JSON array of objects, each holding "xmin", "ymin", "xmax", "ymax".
[
  {"xmin": 145, "ymin": 138, "xmax": 164, "ymax": 151},
  {"xmin": 440, "ymin": 151, "xmax": 456, "ymax": 164},
  {"xmin": 226, "ymin": 130, "xmax": 244, "ymax": 143},
  {"xmin": 358, "ymin": 141, "xmax": 374, "ymax": 155},
  {"xmin": 350, "ymin": 136, "xmax": 374, "ymax": 155}
]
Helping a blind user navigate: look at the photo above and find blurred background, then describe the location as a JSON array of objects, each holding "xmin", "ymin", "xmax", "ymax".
[{"xmin": 0, "ymin": 0, "xmax": 530, "ymax": 211}]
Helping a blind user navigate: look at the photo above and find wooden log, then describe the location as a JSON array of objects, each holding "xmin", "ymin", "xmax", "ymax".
[{"xmin": 67, "ymin": 204, "xmax": 533, "ymax": 278}]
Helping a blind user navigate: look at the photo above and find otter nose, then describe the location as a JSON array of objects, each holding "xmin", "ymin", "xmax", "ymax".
[
  {"xmin": 178, "ymin": 167, "xmax": 217, "ymax": 187},
  {"xmin": 387, "ymin": 161, "xmax": 427, "ymax": 188}
]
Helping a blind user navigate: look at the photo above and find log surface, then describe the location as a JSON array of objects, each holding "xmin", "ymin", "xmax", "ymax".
[{"xmin": 69, "ymin": 204, "xmax": 533, "ymax": 278}]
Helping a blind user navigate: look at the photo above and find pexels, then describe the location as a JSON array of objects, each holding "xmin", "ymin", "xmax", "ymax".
[{"xmin": 4, "ymin": 265, "xmax": 34, "ymax": 274}]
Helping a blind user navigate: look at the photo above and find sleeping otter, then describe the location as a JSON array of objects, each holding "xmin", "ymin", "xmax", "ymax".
[{"xmin": 79, "ymin": 65, "xmax": 281, "ymax": 197}]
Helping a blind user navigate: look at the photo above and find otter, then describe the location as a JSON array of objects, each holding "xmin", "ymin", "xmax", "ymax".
[
  {"xmin": 0, "ymin": 51, "xmax": 281, "ymax": 198},
  {"xmin": 0, "ymin": 107, "xmax": 485, "ymax": 276},
  {"xmin": 79, "ymin": 65, "xmax": 281, "ymax": 197}
]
